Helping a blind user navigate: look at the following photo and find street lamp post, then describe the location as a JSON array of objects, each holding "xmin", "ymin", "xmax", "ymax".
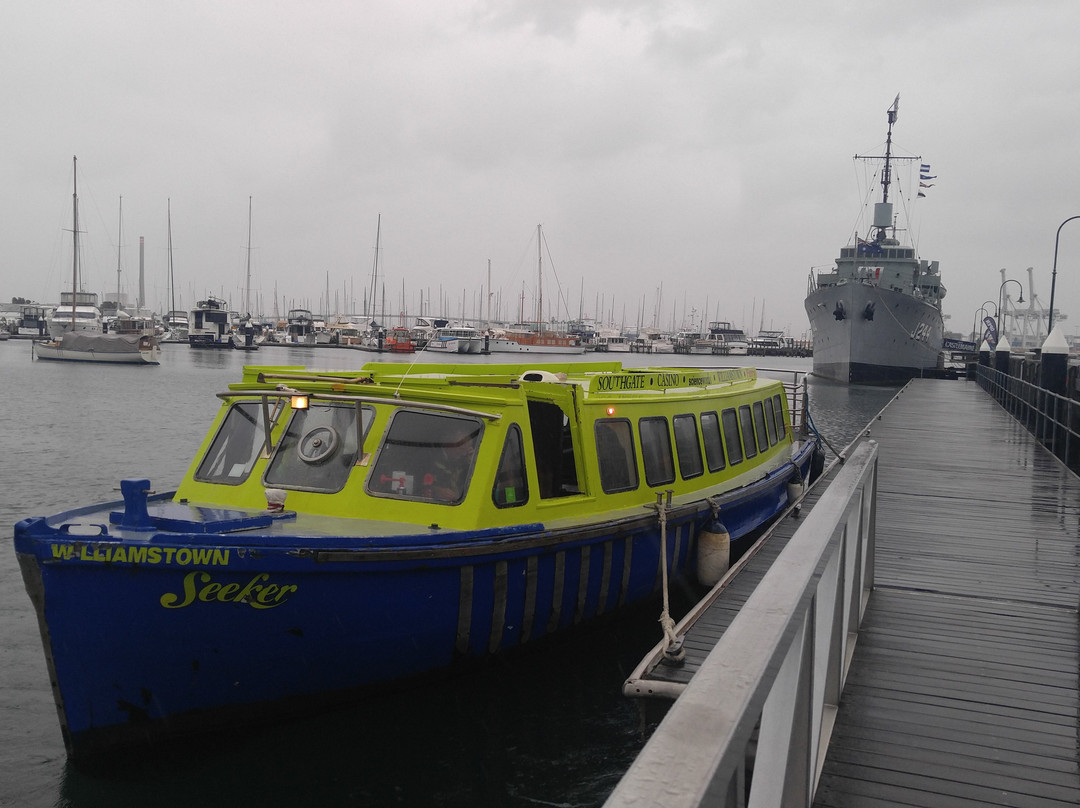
[
  {"xmin": 972, "ymin": 302, "xmax": 997, "ymax": 344},
  {"xmin": 997, "ymin": 279, "xmax": 1024, "ymax": 345},
  {"xmin": 1048, "ymin": 215, "xmax": 1080, "ymax": 333},
  {"xmin": 974, "ymin": 300, "xmax": 997, "ymax": 344}
]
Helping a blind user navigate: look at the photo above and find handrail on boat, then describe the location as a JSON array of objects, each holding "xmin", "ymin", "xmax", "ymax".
[{"xmin": 216, "ymin": 389, "xmax": 504, "ymax": 421}]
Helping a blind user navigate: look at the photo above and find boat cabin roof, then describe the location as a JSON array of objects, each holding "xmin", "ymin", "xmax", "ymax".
[{"xmin": 171, "ymin": 360, "xmax": 793, "ymax": 535}]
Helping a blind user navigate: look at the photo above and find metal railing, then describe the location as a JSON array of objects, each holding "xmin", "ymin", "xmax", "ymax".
[
  {"xmin": 975, "ymin": 364, "xmax": 1080, "ymax": 472},
  {"xmin": 604, "ymin": 440, "xmax": 878, "ymax": 808}
]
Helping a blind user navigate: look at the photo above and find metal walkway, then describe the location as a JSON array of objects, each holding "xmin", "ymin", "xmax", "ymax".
[{"xmin": 813, "ymin": 380, "xmax": 1080, "ymax": 806}]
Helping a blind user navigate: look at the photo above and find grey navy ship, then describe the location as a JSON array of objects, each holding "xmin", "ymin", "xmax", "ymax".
[{"xmin": 804, "ymin": 98, "xmax": 945, "ymax": 384}]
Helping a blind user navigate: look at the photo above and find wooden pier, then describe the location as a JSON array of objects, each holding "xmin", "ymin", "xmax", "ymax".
[
  {"xmin": 813, "ymin": 379, "xmax": 1080, "ymax": 806},
  {"xmin": 608, "ymin": 379, "xmax": 1080, "ymax": 807}
]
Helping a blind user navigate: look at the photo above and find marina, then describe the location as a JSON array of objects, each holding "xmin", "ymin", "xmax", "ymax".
[
  {"xmin": 4, "ymin": 3, "xmax": 1080, "ymax": 805},
  {"xmin": 5, "ymin": 339, "xmax": 1080, "ymax": 805}
]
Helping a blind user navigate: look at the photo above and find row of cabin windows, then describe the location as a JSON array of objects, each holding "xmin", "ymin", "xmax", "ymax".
[
  {"xmin": 193, "ymin": 393, "xmax": 786, "ymax": 509},
  {"xmin": 594, "ymin": 394, "xmax": 786, "ymax": 494}
]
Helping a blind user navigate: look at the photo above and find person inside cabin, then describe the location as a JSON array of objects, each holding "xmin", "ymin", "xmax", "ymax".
[{"xmin": 424, "ymin": 422, "xmax": 481, "ymax": 502}]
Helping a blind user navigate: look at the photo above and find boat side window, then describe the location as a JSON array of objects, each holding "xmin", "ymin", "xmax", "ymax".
[
  {"xmin": 639, "ymin": 417, "xmax": 675, "ymax": 487},
  {"xmin": 493, "ymin": 424, "xmax": 529, "ymax": 508},
  {"xmin": 672, "ymin": 413, "xmax": 703, "ymax": 480},
  {"xmin": 721, "ymin": 408, "xmax": 743, "ymax": 465},
  {"xmin": 369, "ymin": 410, "xmax": 482, "ymax": 504},
  {"xmin": 763, "ymin": 398, "xmax": 778, "ymax": 446},
  {"xmin": 264, "ymin": 402, "xmax": 367, "ymax": 493},
  {"xmin": 528, "ymin": 401, "xmax": 579, "ymax": 498},
  {"xmin": 700, "ymin": 411, "xmax": 726, "ymax": 472},
  {"xmin": 772, "ymin": 394, "xmax": 786, "ymax": 440},
  {"xmin": 738, "ymin": 405, "xmax": 758, "ymax": 459},
  {"xmin": 752, "ymin": 402, "xmax": 770, "ymax": 452},
  {"xmin": 595, "ymin": 418, "xmax": 638, "ymax": 493},
  {"xmin": 195, "ymin": 401, "xmax": 266, "ymax": 485}
]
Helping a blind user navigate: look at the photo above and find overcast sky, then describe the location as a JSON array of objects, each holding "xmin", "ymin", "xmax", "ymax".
[{"xmin": 3, "ymin": 0, "xmax": 1079, "ymax": 340}]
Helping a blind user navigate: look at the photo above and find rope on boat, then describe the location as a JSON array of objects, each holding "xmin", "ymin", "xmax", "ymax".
[
  {"xmin": 655, "ymin": 491, "xmax": 685, "ymax": 665},
  {"xmin": 806, "ymin": 408, "xmax": 843, "ymax": 463}
]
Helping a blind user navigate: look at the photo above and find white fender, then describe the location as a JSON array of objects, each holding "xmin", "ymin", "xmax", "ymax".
[{"xmin": 696, "ymin": 518, "xmax": 730, "ymax": 586}]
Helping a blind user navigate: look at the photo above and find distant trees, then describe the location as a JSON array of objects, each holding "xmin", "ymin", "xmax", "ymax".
[{"xmin": 11, "ymin": 296, "xmax": 31, "ymax": 304}]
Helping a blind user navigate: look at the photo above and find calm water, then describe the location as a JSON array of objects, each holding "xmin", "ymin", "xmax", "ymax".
[{"xmin": 0, "ymin": 341, "xmax": 897, "ymax": 807}]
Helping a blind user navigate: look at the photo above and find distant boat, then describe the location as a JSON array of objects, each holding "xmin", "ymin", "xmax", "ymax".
[
  {"xmin": 35, "ymin": 331, "xmax": 160, "ymax": 364},
  {"xmin": 488, "ymin": 231, "xmax": 586, "ymax": 355},
  {"xmin": 804, "ymin": 96, "xmax": 945, "ymax": 383},
  {"xmin": 46, "ymin": 291, "xmax": 102, "ymax": 338},
  {"xmin": 488, "ymin": 325, "xmax": 585, "ymax": 354},
  {"xmin": 188, "ymin": 297, "xmax": 236, "ymax": 349},
  {"xmin": 695, "ymin": 322, "xmax": 748, "ymax": 356},
  {"xmin": 160, "ymin": 201, "xmax": 189, "ymax": 343},
  {"xmin": 384, "ymin": 325, "xmax": 416, "ymax": 353},
  {"xmin": 427, "ymin": 325, "xmax": 482, "ymax": 353},
  {"xmin": 35, "ymin": 157, "xmax": 159, "ymax": 365}
]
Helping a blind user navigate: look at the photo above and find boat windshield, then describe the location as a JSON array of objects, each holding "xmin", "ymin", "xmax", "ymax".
[
  {"xmin": 264, "ymin": 403, "xmax": 371, "ymax": 493},
  {"xmin": 368, "ymin": 410, "xmax": 482, "ymax": 504},
  {"xmin": 195, "ymin": 402, "xmax": 268, "ymax": 485}
]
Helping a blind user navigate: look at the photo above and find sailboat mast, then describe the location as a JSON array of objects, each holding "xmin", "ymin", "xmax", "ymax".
[
  {"xmin": 369, "ymin": 214, "xmax": 381, "ymax": 321},
  {"xmin": 70, "ymin": 156, "xmax": 79, "ymax": 330},
  {"xmin": 245, "ymin": 196, "xmax": 253, "ymax": 316},
  {"xmin": 115, "ymin": 196, "xmax": 123, "ymax": 318},
  {"xmin": 167, "ymin": 200, "xmax": 175, "ymax": 318},
  {"xmin": 536, "ymin": 223, "xmax": 542, "ymax": 331}
]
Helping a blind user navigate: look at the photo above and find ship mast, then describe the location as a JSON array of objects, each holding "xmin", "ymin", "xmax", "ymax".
[
  {"xmin": 855, "ymin": 94, "xmax": 903, "ymax": 244},
  {"xmin": 875, "ymin": 95, "xmax": 899, "ymax": 241}
]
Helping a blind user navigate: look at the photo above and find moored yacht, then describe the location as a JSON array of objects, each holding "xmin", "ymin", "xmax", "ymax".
[{"xmin": 47, "ymin": 291, "xmax": 102, "ymax": 337}]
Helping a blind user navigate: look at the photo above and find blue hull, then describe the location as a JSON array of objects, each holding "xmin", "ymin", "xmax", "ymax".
[{"xmin": 15, "ymin": 444, "xmax": 816, "ymax": 759}]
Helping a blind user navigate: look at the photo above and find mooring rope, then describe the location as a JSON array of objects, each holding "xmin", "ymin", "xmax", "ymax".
[{"xmin": 655, "ymin": 491, "xmax": 685, "ymax": 664}]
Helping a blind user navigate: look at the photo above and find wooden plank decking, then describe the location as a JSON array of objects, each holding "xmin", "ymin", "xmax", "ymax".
[{"xmin": 813, "ymin": 379, "xmax": 1080, "ymax": 807}]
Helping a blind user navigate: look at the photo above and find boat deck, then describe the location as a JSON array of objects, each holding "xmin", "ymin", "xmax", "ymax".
[{"xmin": 626, "ymin": 379, "xmax": 1080, "ymax": 805}]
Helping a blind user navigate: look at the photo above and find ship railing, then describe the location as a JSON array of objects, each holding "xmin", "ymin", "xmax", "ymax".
[
  {"xmin": 755, "ymin": 368, "xmax": 810, "ymax": 437},
  {"xmin": 975, "ymin": 363, "xmax": 1080, "ymax": 473},
  {"xmin": 604, "ymin": 439, "xmax": 878, "ymax": 808}
]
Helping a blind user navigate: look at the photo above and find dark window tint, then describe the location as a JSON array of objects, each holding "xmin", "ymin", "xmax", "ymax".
[
  {"xmin": 739, "ymin": 405, "xmax": 758, "ymax": 459},
  {"xmin": 595, "ymin": 419, "xmax": 638, "ymax": 493},
  {"xmin": 639, "ymin": 417, "xmax": 675, "ymax": 486},
  {"xmin": 772, "ymin": 394, "xmax": 786, "ymax": 440},
  {"xmin": 763, "ymin": 397, "xmax": 778, "ymax": 446},
  {"xmin": 673, "ymin": 414, "xmax": 703, "ymax": 479},
  {"xmin": 721, "ymin": 408, "xmax": 743, "ymax": 465},
  {"xmin": 753, "ymin": 401, "xmax": 769, "ymax": 450},
  {"xmin": 493, "ymin": 424, "xmax": 529, "ymax": 507},
  {"xmin": 700, "ymin": 411, "xmax": 726, "ymax": 472}
]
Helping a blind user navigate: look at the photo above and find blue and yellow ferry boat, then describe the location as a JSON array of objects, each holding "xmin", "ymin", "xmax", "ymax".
[{"xmin": 15, "ymin": 361, "xmax": 819, "ymax": 761}]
